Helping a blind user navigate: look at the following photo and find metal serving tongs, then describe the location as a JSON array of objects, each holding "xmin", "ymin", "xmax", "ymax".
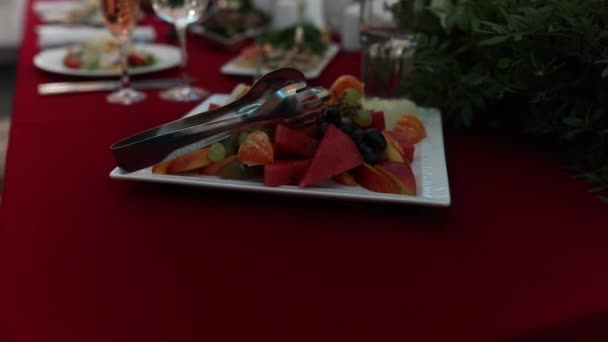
[{"xmin": 111, "ymin": 68, "xmax": 330, "ymax": 173}]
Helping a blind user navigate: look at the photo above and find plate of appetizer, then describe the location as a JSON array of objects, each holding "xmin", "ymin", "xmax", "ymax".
[
  {"xmin": 110, "ymin": 75, "xmax": 451, "ymax": 206},
  {"xmin": 221, "ymin": 23, "xmax": 339, "ymax": 79},
  {"xmin": 189, "ymin": 1, "xmax": 270, "ymax": 51},
  {"xmin": 34, "ymin": 37, "xmax": 181, "ymax": 77}
]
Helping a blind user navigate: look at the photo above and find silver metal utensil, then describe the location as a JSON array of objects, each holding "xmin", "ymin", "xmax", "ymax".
[
  {"xmin": 38, "ymin": 78, "xmax": 187, "ymax": 96},
  {"xmin": 111, "ymin": 75, "xmax": 329, "ymax": 172}
]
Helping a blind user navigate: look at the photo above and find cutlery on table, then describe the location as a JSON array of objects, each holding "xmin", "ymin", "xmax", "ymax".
[{"xmin": 38, "ymin": 78, "xmax": 188, "ymax": 95}]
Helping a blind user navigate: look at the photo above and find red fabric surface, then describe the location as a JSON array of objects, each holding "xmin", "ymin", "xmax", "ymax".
[{"xmin": 2, "ymin": 2, "xmax": 608, "ymax": 342}]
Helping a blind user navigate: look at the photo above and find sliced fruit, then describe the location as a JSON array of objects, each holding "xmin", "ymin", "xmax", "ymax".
[
  {"xmin": 200, "ymin": 155, "xmax": 238, "ymax": 176},
  {"xmin": 155, "ymin": 147, "xmax": 212, "ymax": 174},
  {"xmin": 381, "ymin": 132, "xmax": 406, "ymax": 163},
  {"xmin": 334, "ymin": 172, "xmax": 357, "ymax": 186},
  {"xmin": 302, "ymin": 123, "xmax": 321, "ymax": 138},
  {"xmin": 362, "ymin": 98, "xmax": 419, "ymax": 130},
  {"xmin": 264, "ymin": 160, "xmax": 311, "ymax": 187},
  {"xmin": 370, "ymin": 111, "xmax": 386, "ymax": 130},
  {"xmin": 384, "ymin": 131, "xmax": 415, "ymax": 163},
  {"xmin": 128, "ymin": 53, "xmax": 147, "ymax": 67},
  {"xmin": 328, "ymin": 75, "xmax": 364, "ymax": 104},
  {"xmin": 219, "ymin": 159, "xmax": 262, "ymax": 179},
  {"xmin": 151, "ymin": 159, "xmax": 172, "ymax": 174},
  {"xmin": 354, "ymin": 163, "xmax": 401, "ymax": 194},
  {"xmin": 392, "ymin": 114, "xmax": 427, "ymax": 144},
  {"xmin": 237, "ymin": 130, "xmax": 274, "ymax": 166},
  {"xmin": 63, "ymin": 56, "xmax": 82, "ymax": 69},
  {"xmin": 274, "ymin": 124, "xmax": 319, "ymax": 158},
  {"xmin": 299, "ymin": 124, "xmax": 363, "ymax": 187},
  {"xmin": 375, "ymin": 161, "xmax": 417, "ymax": 196}
]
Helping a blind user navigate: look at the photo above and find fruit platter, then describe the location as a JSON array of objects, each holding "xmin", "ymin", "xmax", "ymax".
[{"xmin": 110, "ymin": 75, "xmax": 450, "ymax": 206}]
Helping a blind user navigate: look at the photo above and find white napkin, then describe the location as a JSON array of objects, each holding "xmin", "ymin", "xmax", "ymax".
[
  {"xmin": 34, "ymin": 1, "xmax": 80, "ymax": 16},
  {"xmin": 37, "ymin": 25, "xmax": 156, "ymax": 48}
]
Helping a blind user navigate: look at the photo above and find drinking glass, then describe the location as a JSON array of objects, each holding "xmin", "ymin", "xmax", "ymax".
[
  {"xmin": 152, "ymin": 0, "xmax": 209, "ymax": 102},
  {"xmin": 100, "ymin": 0, "xmax": 146, "ymax": 105},
  {"xmin": 360, "ymin": 0, "xmax": 423, "ymax": 99}
]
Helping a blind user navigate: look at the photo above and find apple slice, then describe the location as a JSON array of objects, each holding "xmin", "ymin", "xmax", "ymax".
[
  {"xmin": 375, "ymin": 161, "xmax": 417, "ymax": 196},
  {"xmin": 384, "ymin": 131, "xmax": 415, "ymax": 163},
  {"xmin": 381, "ymin": 132, "xmax": 406, "ymax": 163},
  {"xmin": 151, "ymin": 148, "xmax": 211, "ymax": 174},
  {"xmin": 354, "ymin": 163, "xmax": 401, "ymax": 194},
  {"xmin": 164, "ymin": 147, "xmax": 212, "ymax": 174},
  {"xmin": 334, "ymin": 172, "xmax": 357, "ymax": 186},
  {"xmin": 200, "ymin": 155, "xmax": 238, "ymax": 176}
]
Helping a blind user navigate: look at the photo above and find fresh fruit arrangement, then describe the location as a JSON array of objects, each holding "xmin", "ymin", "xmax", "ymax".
[
  {"xmin": 63, "ymin": 37, "xmax": 157, "ymax": 70},
  {"xmin": 152, "ymin": 75, "xmax": 427, "ymax": 196}
]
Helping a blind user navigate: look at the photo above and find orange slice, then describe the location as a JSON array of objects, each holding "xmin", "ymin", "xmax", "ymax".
[
  {"xmin": 328, "ymin": 75, "xmax": 364, "ymax": 104},
  {"xmin": 237, "ymin": 130, "xmax": 274, "ymax": 166},
  {"xmin": 391, "ymin": 114, "xmax": 427, "ymax": 144}
]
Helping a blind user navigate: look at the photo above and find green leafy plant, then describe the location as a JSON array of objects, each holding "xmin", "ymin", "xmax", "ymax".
[{"xmin": 396, "ymin": 0, "xmax": 608, "ymax": 201}]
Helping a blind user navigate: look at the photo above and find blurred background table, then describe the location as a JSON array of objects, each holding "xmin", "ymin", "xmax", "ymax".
[{"xmin": 1, "ymin": 1, "xmax": 608, "ymax": 341}]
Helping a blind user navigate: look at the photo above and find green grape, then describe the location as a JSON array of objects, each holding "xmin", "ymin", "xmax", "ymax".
[
  {"xmin": 238, "ymin": 132, "xmax": 249, "ymax": 145},
  {"xmin": 353, "ymin": 108, "xmax": 373, "ymax": 128},
  {"xmin": 341, "ymin": 88, "xmax": 362, "ymax": 107},
  {"xmin": 208, "ymin": 142, "xmax": 226, "ymax": 162},
  {"xmin": 221, "ymin": 134, "xmax": 239, "ymax": 156}
]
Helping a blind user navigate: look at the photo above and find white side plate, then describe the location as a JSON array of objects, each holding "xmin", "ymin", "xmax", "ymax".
[
  {"xmin": 34, "ymin": 43, "xmax": 181, "ymax": 77},
  {"xmin": 110, "ymin": 94, "xmax": 451, "ymax": 206},
  {"xmin": 220, "ymin": 44, "xmax": 340, "ymax": 80}
]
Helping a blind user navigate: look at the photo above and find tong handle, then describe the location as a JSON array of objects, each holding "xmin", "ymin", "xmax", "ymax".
[{"xmin": 112, "ymin": 110, "xmax": 250, "ymax": 172}]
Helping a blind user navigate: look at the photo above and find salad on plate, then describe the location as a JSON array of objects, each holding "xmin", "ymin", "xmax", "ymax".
[{"xmin": 62, "ymin": 37, "xmax": 159, "ymax": 71}]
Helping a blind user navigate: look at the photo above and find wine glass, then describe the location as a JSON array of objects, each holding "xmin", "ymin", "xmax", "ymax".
[
  {"xmin": 151, "ymin": 0, "xmax": 209, "ymax": 102},
  {"xmin": 100, "ymin": 0, "xmax": 146, "ymax": 105}
]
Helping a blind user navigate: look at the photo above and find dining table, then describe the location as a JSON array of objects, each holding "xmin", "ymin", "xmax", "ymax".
[{"xmin": 2, "ymin": 1, "xmax": 608, "ymax": 341}]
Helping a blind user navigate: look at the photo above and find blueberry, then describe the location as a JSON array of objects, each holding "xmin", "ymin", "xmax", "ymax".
[
  {"xmin": 359, "ymin": 143, "xmax": 380, "ymax": 165},
  {"xmin": 364, "ymin": 129, "xmax": 387, "ymax": 150},
  {"xmin": 324, "ymin": 107, "xmax": 342, "ymax": 125},
  {"xmin": 352, "ymin": 130, "xmax": 365, "ymax": 145},
  {"xmin": 339, "ymin": 116, "xmax": 354, "ymax": 135}
]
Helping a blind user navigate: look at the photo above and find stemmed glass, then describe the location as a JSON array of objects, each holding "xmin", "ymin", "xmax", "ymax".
[
  {"xmin": 151, "ymin": 0, "xmax": 209, "ymax": 102},
  {"xmin": 100, "ymin": 0, "xmax": 146, "ymax": 105}
]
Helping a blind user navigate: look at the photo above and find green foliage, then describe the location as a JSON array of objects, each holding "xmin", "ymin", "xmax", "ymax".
[
  {"xmin": 398, "ymin": 0, "xmax": 608, "ymax": 201},
  {"xmin": 260, "ymin": 23, "xmax": 328, "ymax": 55}
]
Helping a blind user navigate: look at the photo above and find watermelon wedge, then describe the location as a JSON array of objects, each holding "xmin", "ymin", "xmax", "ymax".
[
  {"xmin": 264, "ymin": 160, "xmax": 311, "ymax": 187},
  {"xmin": 274, "ymin": 124, "xmax": 319, "ymax": 158},
  {"xmin": 299, "ymin": 124, "xmax": 363, "ymax": 187}
]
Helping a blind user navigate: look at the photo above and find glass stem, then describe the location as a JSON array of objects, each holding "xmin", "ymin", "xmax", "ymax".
[
  {"xmin": 119, "ymin": 35, "xmax": 132, "ymax": 90},
  {"xmin": 175, "ymin": 23, "xmax": 189, "ymax": 87}
]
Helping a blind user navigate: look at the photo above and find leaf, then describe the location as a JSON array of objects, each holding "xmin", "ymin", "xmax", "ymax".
[
  {"xmin": 599, "ymin": 196, "xmax": 608, "ymax": 205},
  {"xmin": 563, "ymin": 117, "xmax": 583, "ymax": 127},
  {"xmin": 479, "ymin": 35, "xmax": 509, "ymax": 46},
  {"xmin": 480, "ymin": 21, "xmax": 509, "ymax": 34},
  {"xmin": 602, "ymin": 66, "xmax": 608, "ymax": 78},
  {"xmin": 496, "ymin": 58, "xmax": 512, "ymax": 69},
  {"xmin": 589, "ymin": 186, "xmax": 607, "ymax": 193}
]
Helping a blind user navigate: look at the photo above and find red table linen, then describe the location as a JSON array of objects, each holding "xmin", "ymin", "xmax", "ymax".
[{"xmin": 1, "ymin": 1, "xmax": 608, "ymax": 341}]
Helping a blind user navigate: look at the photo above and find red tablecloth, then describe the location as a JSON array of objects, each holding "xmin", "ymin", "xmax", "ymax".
[{"xmin": 2, "ymin": 2, "xmax": 608, "ymax": 341}]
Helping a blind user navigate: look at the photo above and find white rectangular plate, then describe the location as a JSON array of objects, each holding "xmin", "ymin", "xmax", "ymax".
[
  {"xmin": 110, "ymin": 95, "xmax": 451, "ymax": 206},
  {"xmin": 220, "ymin": 44, "xmax": 340, "ymax": 80}
]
